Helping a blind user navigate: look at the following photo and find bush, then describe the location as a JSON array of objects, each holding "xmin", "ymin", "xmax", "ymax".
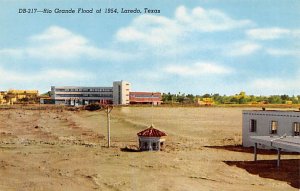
[{"xmin": 84, "ymin": 103, "xmax": 101, "ymax": 111}]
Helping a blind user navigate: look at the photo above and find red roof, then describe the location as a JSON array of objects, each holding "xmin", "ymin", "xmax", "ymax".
[
  {"xmin": 130, "ymin": 92, "xmax": 161, "ymax": 95},
  {"xmin": 137, "ymin": 125, "xmax": 167, "ymax": 137}
]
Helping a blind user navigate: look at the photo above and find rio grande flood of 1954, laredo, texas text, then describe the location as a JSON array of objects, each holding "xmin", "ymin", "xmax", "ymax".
[{"xmin": 18, "ymin": 8, "xmax": 160, "ymax": 14}]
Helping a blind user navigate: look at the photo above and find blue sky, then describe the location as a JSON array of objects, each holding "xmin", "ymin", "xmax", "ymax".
[{"xmin": 0, "ymin": 0, "xmax": 299, "ymax": 95}]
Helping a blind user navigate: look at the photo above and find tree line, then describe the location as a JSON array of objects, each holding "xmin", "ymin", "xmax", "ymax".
[{"xmin": 162, "ymin": 92, "xmax": 300, "ymax": 104}]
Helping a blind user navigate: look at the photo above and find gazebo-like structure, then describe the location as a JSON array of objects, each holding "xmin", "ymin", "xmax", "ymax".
[{"xmin": 137, "ymin": 125, "xmax": 167, "ymax": 151}]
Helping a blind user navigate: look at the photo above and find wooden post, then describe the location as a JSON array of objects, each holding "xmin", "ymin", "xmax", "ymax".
[
  {"xmin": 151, "ymin": 92, "xmax": 153, "ymax": 125},
  {"xmin": 105, "ymin": 105, "xmax": 113, "ymax": 148},
  {"xmin": 277, "ymin": 148, "xmax": 281, "ymax": 167},
  {"xmin": 39, "ymin": 100, "xmax": 42, "ymax": 117},
  {"xmin": 254, "ymin": 143, "xmax": 257, "ymax": 161},
  {"xmin": 107, "ymin": 107, "xmax": 110, "ymax": 148}
]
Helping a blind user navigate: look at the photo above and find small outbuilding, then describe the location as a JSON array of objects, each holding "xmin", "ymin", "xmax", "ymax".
[
  {"xmin": 137, "ymin": 125, "xmax": 167, "ymax": 151},
  {"xmin": 242, "ymin": 109, "xmax": 300, "ymax": 148}
]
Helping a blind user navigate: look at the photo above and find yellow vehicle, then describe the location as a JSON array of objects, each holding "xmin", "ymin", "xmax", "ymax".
[
  {"xmin": 197, "ymin": 98, "xmax": 214, "ymax": 106},
  {"xmin": 285, "ymin": 100, "xmax": 292, "ymax": 104}
]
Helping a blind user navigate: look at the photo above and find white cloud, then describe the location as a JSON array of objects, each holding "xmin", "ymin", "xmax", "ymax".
[
  {"xmin": 116, "ymin": 6, "xmax": 253, "ymax": 47},
  {"xmin": 292, "ymin": 30, "xmax": 300, "ymax": 38},
  {"xmin": 250, "ymin": 77, "xmax": 300, "ymax": 95},
  {"xmin": 30, "ymin": 26, "xmax": 86, "ymax": 43},
  {"xmin": 175, "ymin": 6, "xmax": 252, "ymax": 32},
  {"xmin": 0, "ymin": 67, "xmax": 93, "ymax": 83},
  {"xmin": 266, "ymin": 48, "xmax": 300, "ymax": 57},
  {"xmin": 27, "ymin": 26, "xmax": 89, "ymax": 59},
  {"xmin": 246, "ymin": 27, "xmax": 290, "ymax": 40},
  {"xmin": 245, "ymin": 28, "xmax": 300, "ymax": 58},
  {"xmin": 164, "ymin": 62, "xmax": 233, "ymax": 76},
  {"xmin": 246, "ymin": 27, "xmax": 300, "ymax": 40},
  {"xmin": 116, "ymin": 15, "xmax": 182, "ymax": 46},
  {"xmin": 0, "ymin": 26, "xmax": 134, "ymax": 61},
  {"xmin": 226, "ymin": 41, "xmax": 262, "ymax": 56},
  {"xmin": 0, "ymin": 49, "xmax": 24, "ymax": 57}
]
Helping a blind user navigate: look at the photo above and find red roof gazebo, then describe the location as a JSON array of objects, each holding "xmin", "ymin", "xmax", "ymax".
[
  {"xmin": 137, "ymin": 125, "xmax": 167, "ymax": 151},
  {"xmin": 137, "ymin": 125, "xmax": 167, "ymax": 137}
]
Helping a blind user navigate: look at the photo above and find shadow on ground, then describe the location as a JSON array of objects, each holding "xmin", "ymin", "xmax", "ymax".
[
  {"xmin": 206, "ymin": 145, "xmax": 300, "ymax": 189},
  {"xmin": 120, "ymin": 146, "xmax": 140, "ymax": 152},
  {"xmin": 224, "ymin": 159, "xmax": 300, "ymax": 189},
  {"xmin": 205, "ymin": 145, "xmax": 300, "ymax": 155}
]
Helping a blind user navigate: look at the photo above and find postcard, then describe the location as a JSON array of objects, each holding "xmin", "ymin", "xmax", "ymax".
[{"xmin": 0, "ymin": 1, "xmax": 299, "ymax": 190}]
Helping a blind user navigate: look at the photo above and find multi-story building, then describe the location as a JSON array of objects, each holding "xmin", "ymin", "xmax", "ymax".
[
  {"xmin": 242, "ymin": 110, "xmax": 300, "ymax": 148},
  {"xmin": 51, "ymin": 80, "xmax": 130, "ymax": 105},
  {"xmin": 129, "ymin": 92, "xmax": 162, "ymax": 105},
  {"xmin": 113, "ymin": 81, "xmax": 131, "ymax": 105}
]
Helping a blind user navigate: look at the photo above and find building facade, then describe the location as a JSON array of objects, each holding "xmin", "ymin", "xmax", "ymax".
[
  {"xmin": 129, "ymin": 92, "xmax": 162, "ymax": 105},
  {"xmin": 51, "ymin": 81, "xmax": 130, "ymax": 105},
  {"xmin": 242, "ymin": 110, "xmax": 300, "ymax": 147},
  {"xmin": 113, "ymin": 81, "xmax": 131, "ymax": 105}
]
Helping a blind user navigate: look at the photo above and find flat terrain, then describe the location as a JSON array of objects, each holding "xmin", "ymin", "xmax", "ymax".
[{"xmin": 0, "ymin": 106, "xmax": 299, "ymax": 190}]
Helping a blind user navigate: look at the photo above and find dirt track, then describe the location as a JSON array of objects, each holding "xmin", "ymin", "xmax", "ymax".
[{"xmin": 0, "ymin": 106, "xmax": 299, "ymax": 190}]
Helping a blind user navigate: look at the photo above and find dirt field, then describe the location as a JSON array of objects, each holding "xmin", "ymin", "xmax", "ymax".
[{"xmin": 0, "ymin": 106, "xmax": 299, "ymax": 191}]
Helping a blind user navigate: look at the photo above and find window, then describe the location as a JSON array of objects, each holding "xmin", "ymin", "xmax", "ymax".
[
  {"xmin": 294, "ymin": 122, "xmax": 300, "ymax": 136},
  {"xmin": 249, "ymin": 119, "xmax": 257, "ymax": 132},
  {"xmin": 152, "ymin": 142, "xmax": 158, "ymax": 150},
  {"xmin": 270, "ymin": 121, "xmax": 278, "ymax": 134},
  {"xmin": 144, "ymin": 142, "xmax": 148, "ymax": 149}
]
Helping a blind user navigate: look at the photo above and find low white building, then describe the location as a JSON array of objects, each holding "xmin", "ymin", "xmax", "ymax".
[
  {"xmin": 242, "ymin": 110, "xmax": 300, "ymax": 148},
  {"xmin": 51, "ymin": 80, "xmax": 130, "ymax": 106}
]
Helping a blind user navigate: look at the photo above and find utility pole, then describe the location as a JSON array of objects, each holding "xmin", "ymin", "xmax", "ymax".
[{"xmin": 105, "ymin": 105, "xmax": 113, "ymax": 148}]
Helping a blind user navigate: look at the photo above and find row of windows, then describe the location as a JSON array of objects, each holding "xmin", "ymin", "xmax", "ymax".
[
  {"xmin": 56, "ymin": 94, "xmax": 113, "ymax": 98},
  {"xmin": 130, "ymin": 95, "xmax": 161, "ymax": 98},
  {"xmin": 249, "ymin": 120, "xmax": 300, "ymax": 136},
  {"xmin": 244, "ymin": 113, "xmax": 300, "ymax": 118},
  {"xmin": 55, "ymin": 88, "xmax": 113, "ymax": 92}
]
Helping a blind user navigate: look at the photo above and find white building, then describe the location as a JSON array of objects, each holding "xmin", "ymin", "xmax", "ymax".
[
  {"xmin": 242, "ymin": 110, "xmax": 300, "ymax": 148},
  {"xmin": 51, "ymin": 80, "xmax": 130, "ymax": 105},
  {"xmin": 113, "ymin": 81, "xmax": 130, "ymax": 105}
]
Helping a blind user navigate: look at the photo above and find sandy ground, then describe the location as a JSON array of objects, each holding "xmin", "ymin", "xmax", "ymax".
[{"xmin": 0, "ymin": 106, "xmax": 299, "ymax": 191}]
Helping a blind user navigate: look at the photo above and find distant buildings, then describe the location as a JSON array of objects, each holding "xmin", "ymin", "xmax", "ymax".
[
  {"xmin": 0, "ymin": 92, "xmax": 6, "ymax": 105},
  {"xmin": 0, "ymin": 90, "xmax": 39, "ymax": 105},
  {"xmin": 1, "ymin": 81, "xmax": 163, "ymax": 106},
  {"xmin": 51, "ymin": 81, "xmax": 131, "ymax": 106},
  {"xmin": 51, "ymin": 80, "xmax": 163, "ymax": 106},
  {"xmin": 129, "ymin": 92, "xmax": 162, "ymax": 105},
  {"xmin": 242, "ymin": 110, "xmax": 300, "ymax": 148}
]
